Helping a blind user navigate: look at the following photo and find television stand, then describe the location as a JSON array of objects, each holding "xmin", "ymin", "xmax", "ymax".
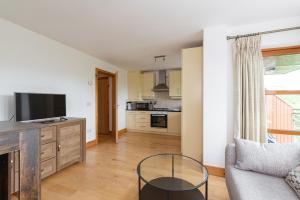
[
  {"xmin": 59, "ymin": 117, "xmax": 68, "ymax": 121},
  {"xmin": 40, "ymin": 120, "xmax": 56, "ymax": 124},
  {"xmin": 37, "ymin": 117, "xmax": 68, "ymax": 124}
]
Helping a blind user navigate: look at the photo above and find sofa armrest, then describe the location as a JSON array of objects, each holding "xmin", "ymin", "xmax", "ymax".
[{"xmin": 225, "ymin": 144, "xmax": 236, "ymax": 167}]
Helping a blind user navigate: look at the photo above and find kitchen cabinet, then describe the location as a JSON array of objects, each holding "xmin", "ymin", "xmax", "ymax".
[
  {"xmin": 127, "ymin": 111, "xmax": 151, "ymax": 132},
  {"xmin": 127, "ymin": 71, "xmax": 142, "ymax": 101},
  {"xmin": 126, "ymin": 111, "xmax": 180, "ymax": 135},
  {"xmin": 169, "ymin": 70, "xmax": 181, "ymax": 98},
  {"xmin": 167, "ymin": 112, "xmax": 181, "ymax": 135},
  {"xmin": 141, "ymin": 72, "xmax": 155, "ymax": 99},
  {"xmin": 135, "ymin": 112, "xmax": 151, "ymax": 131},
  {"xmin": 126, "ymin": 111, "xmax": 136, "ymax": 129},
  {"xmin": 182, "ymin": 47, "xmax": 203, "ymax": 161}
]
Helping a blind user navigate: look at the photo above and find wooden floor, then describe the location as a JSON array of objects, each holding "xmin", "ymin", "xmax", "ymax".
[{"xmin": 41, "ymin": 132, "xmax": 229, "ymax": 200}]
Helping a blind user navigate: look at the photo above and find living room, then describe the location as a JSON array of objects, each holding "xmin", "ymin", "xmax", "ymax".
[{"xmin": 0, "ymin": 1, "xmax": 300, "ymax": 200}]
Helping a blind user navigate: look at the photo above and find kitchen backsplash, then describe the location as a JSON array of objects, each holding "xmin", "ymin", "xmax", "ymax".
[{"xmin": 153, "ymin": 92, "xmax": 181, "ymax": 109}]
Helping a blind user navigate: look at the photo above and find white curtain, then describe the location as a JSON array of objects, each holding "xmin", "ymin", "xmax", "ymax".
[{"xmin": 234, "ymin": 35, "xmax": 267, "ymax": 143}]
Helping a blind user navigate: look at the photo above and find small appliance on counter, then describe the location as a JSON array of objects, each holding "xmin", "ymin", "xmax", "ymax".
[
  {"xmin": 126, "ymin": 101, "xmax": 156, "ymax": 111},
  {"xmin": 136, "ymin": 102, "xmax": 150, "ymax": 110},
  {"xmin": 126, "ymin": 102, "xmax": 136, "ymax": 110}
]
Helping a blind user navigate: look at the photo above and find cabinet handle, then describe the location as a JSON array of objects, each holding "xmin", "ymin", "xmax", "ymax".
[{"xmin": 57, "ymin": 144, "xmax": 61, "ymax": 152}]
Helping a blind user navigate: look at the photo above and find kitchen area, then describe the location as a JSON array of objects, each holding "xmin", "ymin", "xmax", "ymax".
[{"xmin": 126, "ymin": 69, "xmax": 181, "ymax": 136}]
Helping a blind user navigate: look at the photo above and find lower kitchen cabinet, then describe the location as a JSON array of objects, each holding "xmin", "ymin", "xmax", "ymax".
[
  {"xmin": 126, "ymin": 112, "xmax": 136, "ymax": 129},
  {"xmin": 126, "ymin": 111, "xmax": 181, "ymax": 135},
  {"xmin": 167, "ymin": 112, "xmax": 181, "ymax": 135}
]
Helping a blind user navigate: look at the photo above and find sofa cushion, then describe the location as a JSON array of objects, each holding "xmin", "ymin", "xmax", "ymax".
[
  {"xmin": 235, "ymin": 138, "xmax": 300, "ymax": 177},
  {"xmin": 226, "ymin": 166, "xmax": 298, "ymax": 200},
  {"xmin": 286, "ymin": 166, "xmax": 300, "ymax": 198}
]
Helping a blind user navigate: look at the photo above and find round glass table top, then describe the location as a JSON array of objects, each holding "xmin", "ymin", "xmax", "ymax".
[{"xmin": 137, "ymin": 154, "xmax": 208, "ymax": 192}]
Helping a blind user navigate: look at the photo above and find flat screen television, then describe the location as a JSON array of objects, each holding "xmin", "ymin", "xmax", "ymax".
[{"xmin": 15, "ymin": 93, "xmax": 66, "ymax": 121}]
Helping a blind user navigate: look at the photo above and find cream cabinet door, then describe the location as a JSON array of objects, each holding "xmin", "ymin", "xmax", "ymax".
[
  {"xmin": 126, "ymin": 112, "xmax": 136, "ymax": 129},
  {"xmin": 167, "ymin": 112, "xmax": 181, "ymax": 135},
  {"xmin": 169, "ymin": 70, "xmax": 181, "ymax": 98},
  {"xmin": 127, "ymin": 71, "xmax": 142, "ymax": 101},
  {"xmin": 141, "ymin": 72, "xmax": 155, "ymax": 99}
]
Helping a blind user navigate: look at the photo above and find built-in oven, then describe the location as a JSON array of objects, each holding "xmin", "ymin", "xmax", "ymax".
[{"xmin": 151, "ymin": 112, "xmax": 168, "ymax": 128}]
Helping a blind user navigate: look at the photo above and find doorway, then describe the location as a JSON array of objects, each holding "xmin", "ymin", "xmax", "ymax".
[{"xmin": 95, "ymin": 68, "xmax": 118, "ymax": 143}]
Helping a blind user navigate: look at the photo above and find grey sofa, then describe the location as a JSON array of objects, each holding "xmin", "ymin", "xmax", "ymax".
[{"xmin": 225, "ymin": 144, "xmax": 298, "ymax": 200}]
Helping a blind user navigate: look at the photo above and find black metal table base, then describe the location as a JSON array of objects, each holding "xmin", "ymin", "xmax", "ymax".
[{"xmin": 139, "ymin": 177, "xmax": 205, "ymax": 200}]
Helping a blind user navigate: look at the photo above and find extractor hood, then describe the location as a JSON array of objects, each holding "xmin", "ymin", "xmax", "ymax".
[{"xmin": 153, "ymin": 70, "xmax": 169, "ymax": 92}]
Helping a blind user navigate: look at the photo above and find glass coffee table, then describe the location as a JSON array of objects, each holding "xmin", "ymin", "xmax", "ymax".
[{"xmin": 137, "ymin": 153, "xmax": 208, "ymax": 200}]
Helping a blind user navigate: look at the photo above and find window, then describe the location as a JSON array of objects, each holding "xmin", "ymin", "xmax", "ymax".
[{"xmin": 263, "ymin": 45, "xmax": 300, "ymax": 143}]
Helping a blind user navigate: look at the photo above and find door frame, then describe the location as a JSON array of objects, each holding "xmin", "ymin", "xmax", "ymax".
[{"xmin": 95, "ymin": 68, "xmax": 118, "ymax": 143}]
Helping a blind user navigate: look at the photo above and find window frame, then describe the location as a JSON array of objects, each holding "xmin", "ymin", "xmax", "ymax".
[{"xmin": 263, "ymin": 45, "xmax": 300, "ymax": 136}]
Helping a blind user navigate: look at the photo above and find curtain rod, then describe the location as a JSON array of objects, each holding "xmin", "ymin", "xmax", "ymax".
[{"xmin": 227, "ymin": 26, "xmax": 300, "ymax": 40}]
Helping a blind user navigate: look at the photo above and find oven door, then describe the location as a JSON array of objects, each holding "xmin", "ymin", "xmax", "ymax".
[{"xmin": 151, "ymin": 114, "xmax": 167, "ymax": 128}]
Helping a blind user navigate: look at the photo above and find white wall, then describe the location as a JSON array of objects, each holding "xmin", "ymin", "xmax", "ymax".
[
  {"xmin": 0, "ymin": 18, "xmax": 128, "ymax": 142},
  {"xmin": 203, "ymin": 26, "xmax": 229, "ymax": 168},
  {"xmin": 203, "ymin": 16, "xmax": 300, "ymax": 168}
]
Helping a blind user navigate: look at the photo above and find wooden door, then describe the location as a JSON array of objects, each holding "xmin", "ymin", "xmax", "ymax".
[
  {"xmin": 95, "ymin": 68, "xmax": 118, "ymax": 144},
  {"xmin": 112, "ymin": 74, "xmax": 118, "ymax": 143},
  {"xmin": 98, "ymin": 77, "xmax": 110, "ymax": 135},
  {"xmin": 57, "ymin": 123, "xmax": 81, "ymax": 170}
]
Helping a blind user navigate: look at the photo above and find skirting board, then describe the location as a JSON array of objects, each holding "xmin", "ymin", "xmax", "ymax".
[
  {"xmin": 206, "ymin": 165, "xmax": 225, "ymax": 177},
  {"xmin": 86, "ymin": 140, "xmax": 97, "ymax": 148},
  {"xmin": 87, "ymin": 129, "xmax": 127, "ymax": 148},
  {"xmin": 118, "ymin": 128, "xmax": 127, "ymax": 136}
]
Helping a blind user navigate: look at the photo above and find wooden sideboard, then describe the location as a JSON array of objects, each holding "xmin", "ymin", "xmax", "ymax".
[
  {"xmin": 0, "ymin": 117, "xmax": 86, "ymax": 200},
  {"xmin": 40, "ymin": 118, "xmax": 86, "ymax": 179},
  {"xmin": 0, "ymin": 122, "xmax": 42, "ymax": 200}
]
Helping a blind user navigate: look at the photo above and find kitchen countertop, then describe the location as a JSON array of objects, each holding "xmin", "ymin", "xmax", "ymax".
[{"xmin": 126, "ymin": 109, "xmax": 181, "ymax": 112}]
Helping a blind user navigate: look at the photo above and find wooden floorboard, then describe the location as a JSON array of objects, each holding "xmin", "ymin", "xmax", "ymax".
[{"xmin": 41, "ymin": 132, "xmax": 229, "ymax": 200}]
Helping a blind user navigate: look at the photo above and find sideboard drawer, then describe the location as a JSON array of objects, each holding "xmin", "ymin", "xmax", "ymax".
[
  {"xmin": 41, "ymin": 142, "xmax": 56, "ymax": 161},
  {"xmin": 41, "ymin": 126, "xmax": 56, "ymax": 144},
  {"xmin": 41, "ymin": 158, "xmax": 56, "ymax": 179}
]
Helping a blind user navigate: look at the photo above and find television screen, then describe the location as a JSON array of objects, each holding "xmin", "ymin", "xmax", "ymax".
[{"xmin": 15, "ymin": 93, "xmax": 66, "ymax": 121}]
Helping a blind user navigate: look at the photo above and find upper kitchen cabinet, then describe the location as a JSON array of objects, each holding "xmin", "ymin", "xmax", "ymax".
[
  {"xmin": 169, "ymin": 70, "xmax": 181, "ymax": 98},
  {"xmin": 141, "ymin": 72, "xmax": 155, "ymax": 99},
  {"xmin": 127, "ymin": 71, "xmax": 142, "ymax": 101}
]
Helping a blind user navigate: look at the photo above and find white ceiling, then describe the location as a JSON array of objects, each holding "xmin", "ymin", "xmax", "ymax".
[{"xmin": 0, "ymin": 0, "xmax": 299, "ymax": 70}]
